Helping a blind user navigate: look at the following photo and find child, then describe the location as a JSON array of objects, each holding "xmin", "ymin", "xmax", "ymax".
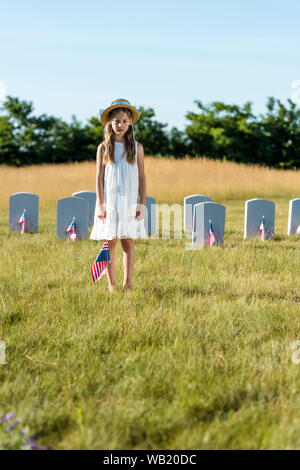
[{"xmin": 90, "ymin": 99, "xmax": 147, "ymax": 293}]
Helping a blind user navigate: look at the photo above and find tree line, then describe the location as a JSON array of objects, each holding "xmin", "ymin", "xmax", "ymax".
[{"xmin": 1, "ymin": 95, "xmax": 300, "ymax": 169}]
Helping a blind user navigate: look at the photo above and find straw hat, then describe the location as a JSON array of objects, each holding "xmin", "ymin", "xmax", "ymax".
[{"xmin": 99, "ymin": 99, "xmax": 141, "ymax": 126}]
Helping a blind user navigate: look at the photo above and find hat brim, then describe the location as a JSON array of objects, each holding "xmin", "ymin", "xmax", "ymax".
[{"xmin": 99, "ymin": 103, "xmax": 140, "ymax": 126}]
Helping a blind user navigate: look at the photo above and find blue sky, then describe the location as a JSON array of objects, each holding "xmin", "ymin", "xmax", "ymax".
[{"xmin": 1, "ymin": 0, "xmax": 299, "ymax": 131}]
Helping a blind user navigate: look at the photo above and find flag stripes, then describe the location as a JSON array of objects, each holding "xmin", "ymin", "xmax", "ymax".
[
  {"xmin": 259, "ymin": 215, "xmax": 265, "ymax": 241},
  {"xmin": 18, "ymin": 209, "xmax": 26, "ymax": 234},
  {"xmin": 208, "ymin": 219, "xmax": 216, "ymax": 246},
  {"xmin": 66, "ymin": 216, "xmax": 77, "ymax": 241},
  {"xmin": 91, "ymin": 241, "xmax": 110, "ymax": 282}
]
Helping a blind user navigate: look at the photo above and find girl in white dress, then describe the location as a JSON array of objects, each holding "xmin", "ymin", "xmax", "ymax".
[{"xmin": 90, "ymin": 99, "xmax": 147, "ymax": 293}]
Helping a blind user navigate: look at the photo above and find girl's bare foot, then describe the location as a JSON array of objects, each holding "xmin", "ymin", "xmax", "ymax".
[
  {"xmin": 122, "ymin": 284, "xmax": 132, "ymax": 292},
  {"xmin": 108, "ymin": 284, "xmax": 117, "ymax": 294}
]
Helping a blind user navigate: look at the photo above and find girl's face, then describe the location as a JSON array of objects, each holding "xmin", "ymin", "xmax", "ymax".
[{"xmin": 110, "ymin": 110, "xmax": 133, "ymax": 137}]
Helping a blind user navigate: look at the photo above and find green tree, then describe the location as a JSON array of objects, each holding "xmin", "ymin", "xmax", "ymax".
[
  {"xmin": 83, "ymin": 116, "xmax": 104, "ymax": 159},
  {"xmin": 0, "ymin": 114, "xmax": 20, "ymax": 165},
  {"xmin": 185, "ymin": 98, "xmax": 300, "ymax": 168},
  {"xmin": 0, "ymin": 96, "xmax": 94, "ymax": 165},
  {"xmin": 2, "ymin": 94, "xmax": 300, "ymax": 168},
  {"xmin": 185, "ymin": 100, "xmax": 262, "ymax": 163},
  {"xmin": 0, "ymin": 96, "xmax": 40, "ymax": 165},
  {"xmin": 167, "ymin": 127, "xmax": 191, "ymax": 158},
  {"xmin": 259, "ymin": 97, "xmax": 300, "ymax": 168},
  {"xmin": 134, "ymin": 107, "xmax": 169, "ymax": 156}
]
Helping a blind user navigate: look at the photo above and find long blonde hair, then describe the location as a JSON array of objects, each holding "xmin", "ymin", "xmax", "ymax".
[{"xmin": 102, "ymin": 108, "xmax": 136, "ymax": 165}]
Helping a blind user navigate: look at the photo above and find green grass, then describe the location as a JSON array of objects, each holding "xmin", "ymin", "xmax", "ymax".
[{"xmin": 1, "ymin": 198, "xmax": 300, "ymax": 449}]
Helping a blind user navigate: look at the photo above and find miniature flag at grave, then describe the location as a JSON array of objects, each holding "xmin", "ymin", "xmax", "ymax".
[
  {"xmin": 208, "ymin": 219, "xmax": 216, "ymax": 246},
  {"xmin": 91, "ymin": 241, "xmax": 110, "ymax": 282},
  {"xmin": 259, "ymin": 215, "xmax": 265, "ymax": 241},
  {"xmin": 296, "ymin": 225, "xmax": 300, "ymax": 235},
  {"xmin": 18, "ymin": 209, "xmax": 26, "ymax": 234},
  {"xmin": 66, "ymin": 216, "xmax": 77, "ymax": 241}
]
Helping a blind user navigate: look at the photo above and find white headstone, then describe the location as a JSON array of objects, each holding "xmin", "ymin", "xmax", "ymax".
[
  {"xmin": 244, "ymin": 198, "xmax": 275, "ymax": 240},
  {"xmin": 72, "ymin": 190, "xmax": 96, "ymax": 227},
  {"xmin": 184, "ymin": 194, "xmax": 211, "ymax": 236},
  {"xmin": 9, "ymin": 192, "xmax": 39, "ymax": 233},
  {"xmin": 57, "ymin": 196, "xmax": 89, "ymax": 239},
  {"xmin": 192, "ymin": 202, "xmax": 226, "ymax": 247},
  {"xmin": 144, "ymin": 196, "xmax": 156, "ymax": 236},
  {"xmin": 288, "ymin": 198, "xmax": 300, "ymax": 235}
]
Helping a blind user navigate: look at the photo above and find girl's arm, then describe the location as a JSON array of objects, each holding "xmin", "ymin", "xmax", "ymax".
[
  {"xmin": 96, "ymin": 143, "xmax": 105, "ymax": 206},
  {"xmin": 95, "ymin": 143, "xmax": 107, "ymax": 221},
  {"xmin": 137, "ymin": 143, "xmax": 146, "ymax": 205}
]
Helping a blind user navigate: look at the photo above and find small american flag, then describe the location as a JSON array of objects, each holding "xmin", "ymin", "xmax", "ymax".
[
  {"xmin": 259, "ymin": 215, "xmax": 265, "ymax": 241},
  {"xmin": 18, "ymin": 209, "xmax": 26, "ymax": 234},
  {"xmin": 66, "ymin": 216, "xmax": 77, "ymax": 241},
  {"xmin": 208, "ymin": 219, "xmax": 216, "ymax": 246},
  {"xmin": 91, "ymin": 241, "xmax": 110, "ymax": 282}
]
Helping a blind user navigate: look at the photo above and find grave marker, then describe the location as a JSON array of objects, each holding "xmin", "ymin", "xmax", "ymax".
[
  {"xmin": 288, "ymin": 198, "xmax": 300, "ymax": 235},
  {"xmin": 144, "ymin": 196, "xmax": 156, "ymax": 236},
  {"xmin": 244, "ymin": 198, "xmax": 275, "ymax": 240},
  {"xmin": 184, "ymin": 194, "xmax": 211, "ymax": 236},
  {"xmin": 57, "ymin": 197, "xmax": 88, "ymax": 240},
  {"xmin": 192, "ymin": 202, "xmax": 226, "ymax": 247},
  {"xmin": 72, "ymin": 191, "xmax": 96, "ymax": 227},
  {"xmin": 9, "ymin": 192, "xmax": 39, "ymax": 233}
]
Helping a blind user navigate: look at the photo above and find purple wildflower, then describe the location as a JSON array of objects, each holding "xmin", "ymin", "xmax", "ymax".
[
  {"xmin": 26, "ymin": 437, "xmax": 52, "ymax": 450},
  {"xmin": 2, "ymin": 412, "xmax": 15, "ymax": 423},
  {"xmin": 26, "ymin": 438, "xmax": 40, "ymax": 450},
  {"xmin": 6, "ymin": 417, "xmax": 21, "ymax": 431}
]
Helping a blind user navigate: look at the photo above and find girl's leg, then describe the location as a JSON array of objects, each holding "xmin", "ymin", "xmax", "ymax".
[
  {"xmin": 106, "ymin": 238, "xmax": 118, "ymax": 291},
  {"xmin": 120, "ymin": 238, "xmax": 135, "ymax": 289}
]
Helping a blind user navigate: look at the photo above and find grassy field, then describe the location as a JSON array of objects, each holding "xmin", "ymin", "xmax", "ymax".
[{"xmin": 1, "ymin": 157, "xmax": 300, "ymax": 449}]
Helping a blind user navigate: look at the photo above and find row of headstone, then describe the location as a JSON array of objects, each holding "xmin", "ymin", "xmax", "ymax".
[
  {"xmin": 8, "ymin": 192, "xmax": 157, "ymax": 239},
  {"xmin": 58, "ymin": 194, "xmax": 157, "ymax": 239},
  {"xmin": 190, "ymin": 198, "xmax": 275, "ymax": 246},
  {"xmin": 8, "ymin": 192, "xmax": 300, "ymax": 242},
  {"xmin": 187, "ymin": 196, "xmax": 300, "ymax": 247}
]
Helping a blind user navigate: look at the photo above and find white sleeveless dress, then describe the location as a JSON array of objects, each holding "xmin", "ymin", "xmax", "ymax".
[{"xmin": 90, "ymin": 140, "xmax": 147, "ymax": 240}]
